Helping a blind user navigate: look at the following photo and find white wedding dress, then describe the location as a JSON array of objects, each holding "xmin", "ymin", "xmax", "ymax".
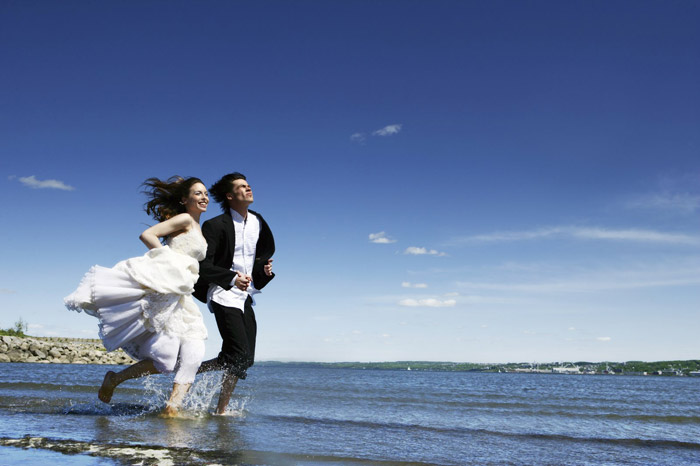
[{"xmin": 64, "ymin": 228, "xmax": 208, "ymax": 376}]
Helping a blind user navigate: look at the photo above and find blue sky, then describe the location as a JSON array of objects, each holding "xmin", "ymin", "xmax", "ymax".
[{"xmin": 1, "ymin": 1, "xmax": 698, "ymax": 363}]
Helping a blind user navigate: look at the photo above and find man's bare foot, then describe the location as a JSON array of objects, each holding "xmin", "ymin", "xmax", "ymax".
[{"xmin": 98, "ymin": 371, "xmax": 117, "ymax": 403}]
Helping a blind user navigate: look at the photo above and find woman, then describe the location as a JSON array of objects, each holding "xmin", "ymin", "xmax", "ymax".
[{"xmin": 64, "ymin": 176, "xmax": 209, "ymax": 417}]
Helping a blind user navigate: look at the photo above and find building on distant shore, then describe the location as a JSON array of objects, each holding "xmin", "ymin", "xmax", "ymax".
[{"xmin": 552, "ymin": 365, "xmax": 580, "ymax": 374}]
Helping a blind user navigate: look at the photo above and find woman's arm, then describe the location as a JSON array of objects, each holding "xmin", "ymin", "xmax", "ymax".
[{"xmin": 139, "ymin": 213, "xmax": 192, "ymax": 250}]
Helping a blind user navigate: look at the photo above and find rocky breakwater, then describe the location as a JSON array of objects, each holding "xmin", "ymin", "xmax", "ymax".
[{"xmin": 0, "ymin": 336, "xmax": 136, "ymax": 365}]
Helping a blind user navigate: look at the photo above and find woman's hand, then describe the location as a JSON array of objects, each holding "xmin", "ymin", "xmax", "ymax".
[{"xmin": 139, "ymin": 213, "xmax": 193, "ymax": 249}]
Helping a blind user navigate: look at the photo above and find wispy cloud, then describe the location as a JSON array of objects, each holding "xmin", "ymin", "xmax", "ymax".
[
  {"xmin": 401, "ymin": 281, "xmax": 428, "ymax": 288},
  {"xmin": 351, "ymin": 123, "xmax": 402, "ymax": 144},
  {"xmin": 453, "ymin": 226, "xmax": 700, "ymax": 246},
  {"xmin": 17, "ymin": 175, "xmax": 75, "ymax": 191},
  {"xmin": 625, "ymin": 192, "xmax": 700, "ymax": 215},
  {"xmin": 398, "ymin": 298, "xmax": 456, "ymax": 308},
  {"xmin": 350, "ymin": 132, "xmax": 366, "ymax": 144},
  {"xmin": 369, "ymin": 231, "xmax": 397, "ymax": 244},
  {"xmin": 597, "ymin": 337, "xmax": 612, "ymax": 342},
  {"xmin": 372, "ymin": 124, "xmax": 402, "ymax": 136},
  {"xmin": 457, "ymin": 262, "xmax": 700, "ymax": 293},
  {"xmin": 404, "ymin": 246, "xmax": 447, "ymax": 256},
  {"xmin": 0, "ymin": 289, "xmax": 16, "ymax": 294}
]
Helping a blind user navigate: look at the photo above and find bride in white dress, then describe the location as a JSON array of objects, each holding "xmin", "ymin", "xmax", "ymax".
[{"xmin": 64, "ymin": 176, "xmax": 209, "ymax": 416}]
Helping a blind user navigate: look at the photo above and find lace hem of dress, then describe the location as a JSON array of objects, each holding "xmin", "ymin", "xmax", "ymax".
[{"xmin": 64, "ymin": 265, "xmax": 99, "ymax": 317}]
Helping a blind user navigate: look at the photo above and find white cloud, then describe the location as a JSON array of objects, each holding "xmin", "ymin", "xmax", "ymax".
[
  {"xmin": 571, "ymin": 227, "xmax": 699, "ymax": 244},
  {"xmin": 626, "ymin": 192, "xmax": 700, "ymax": 215},
  {"xmin": 453, "ymin": 226, "xmax": 700, "ymax": 246},
  {"xmin": 597, "ymin": 337, "xmax": 612, "ymax": 342},
  {"xmin": 372, "ymin": 124, "xmax": 402, "ymax": 136},
  {"xmin": 401, "ymin": 281, "xmax": 428, "ymax": 288},
  {"xmin": 457, "ymin": 262, "xmax": 700, "ymax": 293},
  {"xmin": 350, "ymin": 132, "xmax": 366, "ymax": 144},
  {"xmin": 18, "ymin": 175, "xmax": 75, "ymax": 191},
  {"xmin": 369, "ymin": 231, "xmax": 397, "ymax": 244},
  {"xmin": 458, "ymin": 227, "xmax": 562, "ymax": 242},
  {"xmin": 404, "ymin": 246, "xmax": 447, "ymax": 256},
  {"xmin": 398, "ymin": 298, "xmax": 456, "ymax": 308}
]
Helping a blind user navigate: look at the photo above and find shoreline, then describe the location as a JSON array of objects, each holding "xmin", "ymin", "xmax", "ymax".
[{"xmin": 1, "ymin": 335, "xmax": 697, "ymax": 376}]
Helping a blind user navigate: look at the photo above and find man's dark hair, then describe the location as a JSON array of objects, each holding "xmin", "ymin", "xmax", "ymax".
[{"xmin": 210, "ymin": 172, "xmax": 247, "ymax": 212}]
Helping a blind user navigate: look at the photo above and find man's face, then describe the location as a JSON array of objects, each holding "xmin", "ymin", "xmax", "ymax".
[{"xmin": 227, "ymin": 178, "xmax": 254, "ymax": 206}]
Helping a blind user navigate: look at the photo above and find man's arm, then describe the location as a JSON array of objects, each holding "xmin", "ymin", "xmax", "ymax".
[{"xmin": 251, "ymin": 214, "xmax": 276, "ymax": 290}]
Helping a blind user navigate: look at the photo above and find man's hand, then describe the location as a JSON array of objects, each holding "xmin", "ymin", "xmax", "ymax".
[
  {"xmin": 234, "ymin": 272, "xmax": 252, "ymax": 291},
  {"xmin": 264, "ymin": 259, "xmax": 274, "ymax": 277}
]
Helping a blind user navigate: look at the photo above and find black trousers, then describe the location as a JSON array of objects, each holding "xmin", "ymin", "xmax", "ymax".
[{"xmin": 211, "ymin": 297, "xmax": 257, "ymax": 379}]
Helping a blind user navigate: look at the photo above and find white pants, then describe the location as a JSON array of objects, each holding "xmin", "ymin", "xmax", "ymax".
[
  {"xmin": 147, "ymin": 335, "xmax": 205, "ymax": 384},
  {"xmin": 173, "ymin": 339, "xmax": 205, "ymax": 384}
]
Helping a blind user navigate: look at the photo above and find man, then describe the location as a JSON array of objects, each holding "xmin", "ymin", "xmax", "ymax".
[{"xmin": 193, "ymin": 172, "xmax": 275, "ymax": 414}]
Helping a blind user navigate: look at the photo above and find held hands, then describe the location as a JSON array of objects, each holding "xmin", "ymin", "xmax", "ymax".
[
  {"xmin": 234, "ymin": 272, "xmax": 252, "ymax": 291},
  {"xmin": 234, "ymin": 259, "xmax": 273, "ymax": 291}
]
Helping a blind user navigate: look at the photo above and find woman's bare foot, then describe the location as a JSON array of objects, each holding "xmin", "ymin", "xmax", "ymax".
[
  {"xmin": 98, "ymin": 371, "xmax": 117, "ymax": 403},
  {"xmin": 160, "ymin": 404, "xmax": 180, "ymax": 418}
]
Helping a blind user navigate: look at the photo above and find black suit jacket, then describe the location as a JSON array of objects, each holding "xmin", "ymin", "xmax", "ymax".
[{"xmin": 193, "ymin": 209, "xmax": 275, "ymax": 304}]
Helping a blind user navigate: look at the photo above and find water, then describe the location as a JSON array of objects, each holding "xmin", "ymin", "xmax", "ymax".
[{"xmin": 1, "ymin": 362, "xmax": 700, "ymax": 465}]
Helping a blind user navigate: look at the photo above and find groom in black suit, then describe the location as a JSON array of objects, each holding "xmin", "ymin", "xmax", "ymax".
[{"xmin": 193, "ymin": 172, "xmax": 275, "ymax": 414}]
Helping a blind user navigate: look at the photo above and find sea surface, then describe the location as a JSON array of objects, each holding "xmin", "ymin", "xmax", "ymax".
[{"xmin": 1, "ymin": 362, "xmax": 699, "ymax": 465}]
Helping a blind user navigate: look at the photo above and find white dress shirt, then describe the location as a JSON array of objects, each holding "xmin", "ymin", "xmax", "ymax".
[{"xmin": 207, "ymin": 209, "xmax": 261, "ymax": 311}]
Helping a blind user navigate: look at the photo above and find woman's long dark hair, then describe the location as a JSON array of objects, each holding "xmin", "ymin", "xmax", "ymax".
[{"xmin": 142, "ymin": 176, "xmax": 204, "ymax": 222}]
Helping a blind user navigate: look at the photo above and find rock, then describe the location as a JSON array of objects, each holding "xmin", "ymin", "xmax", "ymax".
[
  {"xmin": 0, "ymin": 336, "xmax": 135, "ymax": 365},
  {"xmin": 7, "ymin": 350, "xmax": 25, "ymax": 362}
]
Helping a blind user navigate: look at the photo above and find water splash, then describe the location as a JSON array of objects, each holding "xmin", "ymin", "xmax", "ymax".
[
  {"xmin": 183, "ymin": 371, "xmax": 251, "ymax": 417},
  {"xmin": 141, "ymin": 375, "xmax": 170, "ymax": 409},
  {"xmin": 58, "ymin": 371, "xmax": 252, "ymax": 418},
  {"xmin": 182, "ymin": 371, "xmax": 221, "ymax": 415}
]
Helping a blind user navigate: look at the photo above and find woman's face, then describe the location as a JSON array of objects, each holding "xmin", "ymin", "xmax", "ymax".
[{"xmin": 182, "ymin": 182, "xmax": 209, "ymax": 215}]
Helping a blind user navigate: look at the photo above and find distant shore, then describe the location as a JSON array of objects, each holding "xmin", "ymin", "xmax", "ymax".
[
  {"xmin": 257, "ymin": 360, "xmax": 700, "ymax": 377},
  {"xmin": 1, "ymin": 335, "xmax": 698, "ymax": 376}
]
